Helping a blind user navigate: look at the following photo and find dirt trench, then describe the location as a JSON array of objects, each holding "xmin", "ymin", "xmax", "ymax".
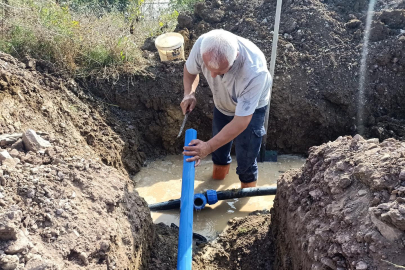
[
  {"xmin": 74, "ymin": 0, "xmax": 405, "ymax": 166},
  {"xmin": 1, "ymin": 0, "xmax": 405, "ymax": 269}
]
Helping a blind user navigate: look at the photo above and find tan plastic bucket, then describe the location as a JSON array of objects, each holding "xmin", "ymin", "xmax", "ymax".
[{"xmin": 155, "ymin": 32, "xmax": 185, "ymax": 61}]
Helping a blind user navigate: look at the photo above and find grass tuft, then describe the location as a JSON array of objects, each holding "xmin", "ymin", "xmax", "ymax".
[{"xmin": 0, "ymin": 0, "xmax": 197, "ymax": 78}]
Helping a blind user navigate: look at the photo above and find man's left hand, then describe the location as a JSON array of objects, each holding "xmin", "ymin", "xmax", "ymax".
[{"xmin": 183, "ymin": 139, "xmax": 212, "ymax": 167}]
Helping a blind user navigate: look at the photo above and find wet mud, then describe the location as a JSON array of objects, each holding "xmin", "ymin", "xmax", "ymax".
[{"xmin": 135, "ymin": 155, "xmax": 305, "ymax": 240}]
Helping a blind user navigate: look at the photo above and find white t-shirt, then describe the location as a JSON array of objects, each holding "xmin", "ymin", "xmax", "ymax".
[{"xmin": 186, "ymin": 32, "xmax": 271, "ymax": 116}]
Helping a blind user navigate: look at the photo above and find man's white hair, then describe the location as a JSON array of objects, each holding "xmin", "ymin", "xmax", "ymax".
[{"xmin": 200, "ymin": 29, "xmax": 238, "ymax": 69}]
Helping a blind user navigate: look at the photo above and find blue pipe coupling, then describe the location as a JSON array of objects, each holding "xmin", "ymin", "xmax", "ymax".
[
  {"xmin": 193, "ymin": 190, "xmax": 218, "ymax": 210},
  {"xmin": 193, "ymin": 193, "xmax": 207, "ymax": 210},
  {"xmin": 206, "ymin": 190, "xmax": 218, "ymax": 205}
]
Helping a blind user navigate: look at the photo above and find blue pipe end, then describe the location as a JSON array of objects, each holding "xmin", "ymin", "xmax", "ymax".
[
  {"xmin": 193, "ymin": 193, "xmax": 207, "ymax": 210},
  {"xmin": 206, "ymin": 190, "xmax": 218, "ymax": 205}
]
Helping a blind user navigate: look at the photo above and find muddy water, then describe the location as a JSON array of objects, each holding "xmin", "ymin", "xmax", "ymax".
[{"xmin": 134, "ymin": 155, "xmax": 305, "ymax": 240}]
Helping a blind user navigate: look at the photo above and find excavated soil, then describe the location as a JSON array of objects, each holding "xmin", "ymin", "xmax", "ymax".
[
  {"xmin": 272, "ymin": 135, "xmax": 405, "ymax": 270},
  {"xmin": 77, "ymin": 0, "xmax": 405, "ymax": 158},
  {"xmin": 192, "ymin": 136, "xmax": 405, "ymax": 270},
  {"xmin": 193, "ymin": 211, "xmax": 274, "ymax": 270},
  {"xmin": 1, "ymin": 0, "xmax": 405, "ymax": 268},
  {"xmin": 173, "ymin": 0, "xmax": 405, "ymax": 152},
  {"xmin": 146, "ymin": 211, "xmax": 274, "ymax": 270},
  {"xmin": 0, "ymin": 53, "xmax": 154, "ymax": 269}
]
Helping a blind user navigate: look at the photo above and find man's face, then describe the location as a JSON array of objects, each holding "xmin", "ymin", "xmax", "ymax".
[{"xmin": 202, "ymin": 53, "xmax": 231, "ymax": 78}]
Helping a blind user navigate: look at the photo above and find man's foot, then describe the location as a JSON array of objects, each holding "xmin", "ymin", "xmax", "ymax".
[
  {"xmin": 241, "ymin": 181, "xmax": 257, "ymax": 188},
  {"xmin": 212, "ymin": 164, "xmax": 230, "ymax": 180}
]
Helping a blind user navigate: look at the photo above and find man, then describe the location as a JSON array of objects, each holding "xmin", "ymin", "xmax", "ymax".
[{"xmin": 181, "ymin": 29, "xmax": 271, "ymax": 188}]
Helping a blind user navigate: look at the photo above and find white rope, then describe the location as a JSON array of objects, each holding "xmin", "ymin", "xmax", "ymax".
[
  {"xmin": 269, "ymin": 0, "xmax": 282, "ymax": 78},
  {"xmin": 261, "ymin": 0, "xmax": 282, "ymax": 160}
]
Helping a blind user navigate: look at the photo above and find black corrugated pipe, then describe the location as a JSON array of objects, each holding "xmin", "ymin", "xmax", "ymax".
[{"xmin": 148, "ymin": 186, "xmax": 277, "ymax": 211}]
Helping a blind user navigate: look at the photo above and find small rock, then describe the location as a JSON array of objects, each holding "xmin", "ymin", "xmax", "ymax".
[
  {"xmin": 309, "ymin": 189, "xmax": 323, "ymax": 200},
  {"xmin": 55, "ymin": 209, "xmax": 64, "ymax": 216},
  {"xmin": 0, "ymin": 150, "xmax": 12, "ymax": 163},
  {"xmin": 78, "ymin": 252, "xmax": 89, "ymax": 266},
  {"xmin": 338, "ymin": 176, "xmax": 352, "ymax": 189},
  {"xmin": 0, "ymin": 211, "xmax": 22, "ymax": 240},
  {"xmin": 2, "ymin": 158, "xmax": 17, "ymax": 168},
  {"xmin": 371, "ymin": 196, "xmax": 380, "ymax": 206},
  {"xmin": 370, "ymin": 212, "xmax": 403, "ymax": 241},
  {"xmin": 381, "ymin": 154, "xmax": 390, "ymax": 161},
  {"xmin": 358, "ymin": 190, "xmax": 368, "ymax": 196},
  {"xmin": 8, "ymin": 150, "xmax": 19, "ymax": 158},
  {"xmin": 399, "ymin": 170, "xmax": 405, "ymax": 181},
  {"xmin": 26, "ymin": 189, "xmax": 35, "ymax": 198},
  {"xmin": 356, "ymin": 261, "xmax": 368, "ymax": 270},
  {"xmin": 57, "ymin": 171, "xmax": 65, "ymax": 180},
  {"xmin": 366, "ymin": 138, "xmax": 379, "ymax": 144},
  {"xmin": 321, "ymin": 257, "xmax": 336, "ymax": 269},
  {"xmin": 22, "ymin": 129, "xmax": 51, "ymax": 152},
  {"xmin": 100, "ymin": 241, "xmax": 110, "ymax": 252},
  {"xmin": 387, "ymin": 209, "xmax": 405, "ymax": 230},
  {"xmin": 0, "ymin": 254, "xmax": 19, "ymax": 270},
  {"xmin": 24, "ymin": 256, "xmax": 56, "ymax": 270},
  {"xmin": 5, "ymin": 231, "xmax": 32, "ymax": 255},
  {"xmin": 346, "ymin": 19, "xmax": 362, "ymax": 29},
  {"xmin": 261, "ymin": 18, "xmax": 268, "ymax": 24},
  {"xmin": 353, "ymin": 134, "xmax": 365, "ymax": 141},
  {"xmin": 285, "ymin": 43, "xmax": 295, "ymax": 50}
]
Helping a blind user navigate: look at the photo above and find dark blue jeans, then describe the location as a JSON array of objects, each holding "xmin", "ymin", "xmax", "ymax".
[{"xmin": 212, "ymin": 106, "xmax": 267, "ymax": 183}]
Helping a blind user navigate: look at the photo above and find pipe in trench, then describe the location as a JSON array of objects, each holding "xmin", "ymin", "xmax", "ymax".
[
  {"xmin": 149, "ymin": 186, "xmax": 277, "ymax": 211},
  {"xmin": 177, "ymin": 129, "xmax": 197, "ymax": 270}
]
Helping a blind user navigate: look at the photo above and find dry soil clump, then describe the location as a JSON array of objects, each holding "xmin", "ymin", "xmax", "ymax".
[{"xmin": 272, "ymin": 135, "xmax": 405, "ymax": 270}]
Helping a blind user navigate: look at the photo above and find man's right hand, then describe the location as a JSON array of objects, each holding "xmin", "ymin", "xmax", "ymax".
[{"xmin": 180, "ymin": 94, "xmax": 197, "ymax": 115}]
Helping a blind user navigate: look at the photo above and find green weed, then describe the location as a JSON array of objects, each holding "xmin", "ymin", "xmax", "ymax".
[{"xmin": 0, "ymin": 0, "xmax": 185, "ymax": 77}]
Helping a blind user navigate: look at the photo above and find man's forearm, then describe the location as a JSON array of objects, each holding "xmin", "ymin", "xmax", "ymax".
[
  {"xmin": 183, "ymin": 65, "xmax": 199, "ymax": 96},
  {"xmin": 207, "ymin": 116, "xmax": 252, "ymax": 153}
]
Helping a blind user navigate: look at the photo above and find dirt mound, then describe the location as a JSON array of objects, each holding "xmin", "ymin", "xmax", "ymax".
[
  {"xmin": 172, "ymin": 0, "xmax": 405, "ymax": 153},
  {"xmin": 0, "ymin": 53, "xmax": 154, "ymax": 269},
  {"xmin": 0, "ymin": 53, "xmax": 148, "ymax": 175},
  {"xmin": 271, "ymin": 135, "xmax": 405, "ymax": 269},
  {"xmin": 193, "ymin": 211, "xmax": 274, "ymax": 269},
  {"xmin": 146, "ymin": 223, "xmax": 179, "ymax": 270}
]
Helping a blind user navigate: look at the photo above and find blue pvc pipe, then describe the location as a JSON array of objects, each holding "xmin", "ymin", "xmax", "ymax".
[{"xmin": 177, "ymin": 128, "xmax": 197, "ymax": 270}]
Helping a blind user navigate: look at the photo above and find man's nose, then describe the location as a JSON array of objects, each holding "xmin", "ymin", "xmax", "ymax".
[{"xmin": 210, "ymin": 71, "xmax": 217, "ymax": 78}]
